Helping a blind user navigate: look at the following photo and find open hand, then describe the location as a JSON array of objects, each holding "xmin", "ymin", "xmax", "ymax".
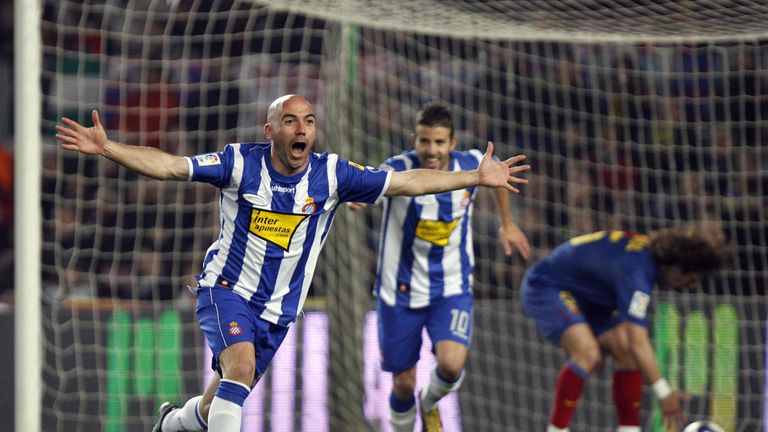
[
  {"xmin": 55, "ymin": 110, "xmax": 108, "ymax": 155},
  {"xmin": 477, "ymin": 142, "xmax": 530, "ymax": 193}
]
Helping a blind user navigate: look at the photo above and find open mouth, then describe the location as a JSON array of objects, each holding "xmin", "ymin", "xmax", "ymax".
[{"xmin": 291, "ymin": 142, "xmax": 307, "ymax": 156}]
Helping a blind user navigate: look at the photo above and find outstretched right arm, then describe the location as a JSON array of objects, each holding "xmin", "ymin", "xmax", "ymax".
[{"xmin": 55, "ymin": 110, "xmax": 189, "ymax": 181}]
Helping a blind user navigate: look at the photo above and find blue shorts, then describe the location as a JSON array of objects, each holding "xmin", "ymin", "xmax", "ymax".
[
  {"xmin": 196, "ymin": 286, "xmax": 290, "ymax": 378},
  {"xmin": 520, "ymin": 276, "xmax": 622, "ymax": 345},
  {"xmin": 377, "ymin": 292, "xmax": 473, "ymax": 373}
]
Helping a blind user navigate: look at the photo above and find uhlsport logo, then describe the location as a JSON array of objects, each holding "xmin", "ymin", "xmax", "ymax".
[{"xmin": 228, "ymin": 321, "xmax": 242, "ymax": 336}]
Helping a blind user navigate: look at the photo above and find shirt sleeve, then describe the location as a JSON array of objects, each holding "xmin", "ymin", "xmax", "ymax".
[
  {"xmin": 186, "ymin": 145, "xmax": 235, "ymax": 188},
  {"xmin": 615, "ymin": 265, "xmax": 655, "ymax": 327},
  {"xmin": 336, "ymin": 159, "xmax": 391, "ymax": 203}
]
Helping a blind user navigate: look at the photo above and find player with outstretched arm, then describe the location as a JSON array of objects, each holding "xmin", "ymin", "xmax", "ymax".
[
  {"xmin": 55, "ymin": 94, "xmax": 531, "ymax": 432},
  {"xmin": 350, "ymin": 102, "xmax": 530, "ymax": 432}
]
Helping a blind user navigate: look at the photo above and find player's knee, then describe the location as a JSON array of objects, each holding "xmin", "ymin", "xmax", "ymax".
[
  {"xmin": 392, "ymin": 369, "xmax": 417, "ymax": 397},
  {"xmin": 437, "ymin": 362, "xmax": 464, "ymax": 381},
  {"xmin": 573, "ymin": 344, "xmax": 603, "ymax": 372},
  {"xmin": 222, "ymin": 361, "xmax": 257, "ymax": 385}
]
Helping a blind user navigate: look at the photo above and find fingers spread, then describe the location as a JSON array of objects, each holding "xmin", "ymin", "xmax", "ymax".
[
  {"xmin": 55, "ymin": 134, "xmax": 77, "ymax": 144},
  {"xmin": 60, "ymin": 117, "xmax": 80, "ymax": 129}
]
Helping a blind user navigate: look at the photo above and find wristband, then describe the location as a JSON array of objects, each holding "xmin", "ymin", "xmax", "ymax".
[{"xmin": 652, "ymin": 378, "xmax": 672, "ymax": 399}]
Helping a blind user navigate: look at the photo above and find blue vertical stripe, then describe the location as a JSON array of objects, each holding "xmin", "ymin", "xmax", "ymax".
[
  {"xmin": 455, "ymin": 153, "xmax": 478, "ymax": 293},
  {"xmin": 395, "ymin": 201, "xmax": 419, "ymax": 307}
]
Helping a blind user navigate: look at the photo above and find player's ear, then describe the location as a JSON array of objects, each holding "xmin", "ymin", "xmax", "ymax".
[{"xmin": 264, "ymin": 122, "xmax": 273, "ymax": 139}]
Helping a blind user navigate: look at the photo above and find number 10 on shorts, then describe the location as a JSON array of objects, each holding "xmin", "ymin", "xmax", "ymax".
[{"xmin": 450, "ymin": 309, "xmax": 471, "ymax": 339}]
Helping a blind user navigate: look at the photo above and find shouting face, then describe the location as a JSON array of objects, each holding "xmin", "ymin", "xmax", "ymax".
[{"xmin": 265, "ymin": 95, "xmax": 317, "ymax": 176}]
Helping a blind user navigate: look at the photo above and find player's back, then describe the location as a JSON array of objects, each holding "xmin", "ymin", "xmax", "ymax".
[{"xmin": 525, "ymin": 230, "xmax": 654, "ymax": 299}]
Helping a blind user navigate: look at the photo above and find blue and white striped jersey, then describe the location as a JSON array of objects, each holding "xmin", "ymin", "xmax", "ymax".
[
  {"xmin": 374, "ymin": 149, "xmax": 482, "ymax": 308},
  {"xmin": 187, "ymin": 142, "xmax": 391, "ymax": 327}
]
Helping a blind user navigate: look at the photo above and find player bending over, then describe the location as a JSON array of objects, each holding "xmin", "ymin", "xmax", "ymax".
[{"xmin": 520, "ymin": 226, "xmax": 730, "ymax": 432}]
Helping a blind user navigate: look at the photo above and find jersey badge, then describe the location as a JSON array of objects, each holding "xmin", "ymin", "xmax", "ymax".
[
  {"xmin": 228, "ymin": 321, "xmax": 242, "ymax": 336},
  {"xmin": 194, "ymin": 153, "xmax": 221, "ymax": 166},
  {"xmin": 461, "ymin": 191, "xmax": 472, "ymax": 209},
  {"xmin": 302, "ymin": 198, "xmax": 318, "ymax": 214},
  {"xmin": 628, "ymin": 290, "xmax": 651, "ymax": 319}
]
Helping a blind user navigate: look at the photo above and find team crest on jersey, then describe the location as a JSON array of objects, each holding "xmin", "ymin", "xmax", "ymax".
[
  {"xmin": 559, "ymin": 291, "xmax": 580, "ymax": 314},
  {"xmin": 228, "ymin": 321, "xmax": 242, "ymax": 336},
  {"xmin": 415, "ymin": 218, "xmax": 460, "ymax": 247},
  {"xmin": 460, "ymin": 191, "xmax": 472, "ymax": 209},
  {"xmin": 302, "ymin": 198, "xmax": 318, "ymax": 214},
  {"xmin": 628, "ymin": 290, "xmax": 650, "ymax": 319},
  {"xmin": 249, "ymin": 209, "xmax": 309, "ymax": 251},
  {"xmin": 194, "ymin": 153, "xmax": 221, "ymax": 166}
]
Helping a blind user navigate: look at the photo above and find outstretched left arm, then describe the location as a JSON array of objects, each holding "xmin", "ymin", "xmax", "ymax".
[{"xmin": 385, "ymin": 142, "xmax": 530, "ymax": 196}]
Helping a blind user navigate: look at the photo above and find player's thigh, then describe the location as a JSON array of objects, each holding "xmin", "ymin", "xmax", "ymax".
[
  {"xmin": 196, "ymin": 286, "xmax": 257, "ymax": 374},
  {"xmin": 252, "ymin": 318, "xmax": 291, "ymax": 377},
  {"xmin": 433, "ymin": 340, "xmax": 469, "ymax": 376},
  {"xmin": 520, "ymin": 278, "xmax": 585, "ymax": 345},
  {"xmin": 377, "ymin": 299, "xmax": 428, "ymax": 373},
  {"xmin": 425, "ymin": 292, "xmax": 473, "ymax": 349},
  {"xmin": 597, "ymin": 321, "xmax": 636, "ymax": 368}
]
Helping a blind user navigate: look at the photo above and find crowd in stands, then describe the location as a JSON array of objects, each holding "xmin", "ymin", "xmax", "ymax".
[{"xmin": 1, "ymin": 1, "xmax": 766, "ymax": 302}]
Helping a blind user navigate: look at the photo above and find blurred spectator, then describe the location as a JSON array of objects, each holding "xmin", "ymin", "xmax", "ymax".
[{"xmin": 115, "ymin": 65, "xmax": 180, "ymax": 150}]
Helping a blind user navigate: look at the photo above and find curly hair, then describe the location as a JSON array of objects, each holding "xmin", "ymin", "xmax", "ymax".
[{"xmin": 649, "ymin": 225, "xmax": 731, "ymax": 274}]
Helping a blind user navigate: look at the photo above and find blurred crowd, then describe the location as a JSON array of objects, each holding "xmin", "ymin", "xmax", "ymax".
[{"xmin": 0, "ymin": 0, "xmax": 766, "ymax": 302}]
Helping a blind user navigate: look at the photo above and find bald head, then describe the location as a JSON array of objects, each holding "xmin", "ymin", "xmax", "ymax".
[
  {"xmin": 267, "ymin": 94, "xmax": 312, "ymax": 126},
  {"xmin": 264, "ymin": 94, "xmax": 318, "ymax": 176}
]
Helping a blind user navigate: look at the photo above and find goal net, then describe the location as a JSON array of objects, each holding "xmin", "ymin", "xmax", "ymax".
[{"xmin": 36, "ymin": 1, "xmax": 767, "ymax": 431}]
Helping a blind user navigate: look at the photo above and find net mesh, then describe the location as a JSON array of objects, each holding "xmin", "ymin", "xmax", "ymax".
[{"xmin": 37, "ymin": 1, "xmax": 767, "ymax": 431}]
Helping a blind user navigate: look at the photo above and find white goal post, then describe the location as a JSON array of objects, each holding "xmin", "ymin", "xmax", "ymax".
[{"xmin": 15, "ymin": 1, "xmax": 768, "ymax": 431}]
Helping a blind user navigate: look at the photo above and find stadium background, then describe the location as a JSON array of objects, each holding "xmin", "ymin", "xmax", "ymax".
[{"xmin": 1, "ymin": 0, "xmax": 766, "ymax": 431}]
